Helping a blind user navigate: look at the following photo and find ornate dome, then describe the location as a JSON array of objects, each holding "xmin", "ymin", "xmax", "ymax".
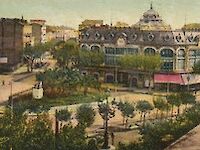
[{"xmin": 133, "ymin": 4, "xmax": 171, "ymax": 31}]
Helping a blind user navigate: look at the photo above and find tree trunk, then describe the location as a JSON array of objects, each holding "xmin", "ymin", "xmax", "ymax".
[
  {"xmin": 122, "ymin": 116, "xmax": 125, "ymax": 126},
  {"xmin": 171, "ymin": 105, "xmax": 174, "ymax": 118},
  {"xmin": 84, "ymin": 86, "xmax": 88, "ymax": 95},
  {"xmin": 143, "ymin": 113, "xmax": 146, "ymax": 126},
  {"xmin": 177, "ymin": 106, "xmax": 180, "ymax": 115},
  {"xmin": 140, "ymin": 112, "xmax": 143, "ymax": 122},
  {"xmin": 148, "ymin": 73, "xmax": 152, "ymax": 92},
  {"xmin": 156, "ymin": 109, "xmax": 158, "ymax": 119},
  {"xmin": 125, "ymin": 118, "xmax": 128, "ymax": 128}
]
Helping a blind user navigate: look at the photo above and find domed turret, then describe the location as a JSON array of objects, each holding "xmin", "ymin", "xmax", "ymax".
[{"xmin": 133, "ymin": 3, "xmax": 171, "ymax": 31}]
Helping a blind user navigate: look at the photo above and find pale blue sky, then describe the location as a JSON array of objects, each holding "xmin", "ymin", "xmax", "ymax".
[{"xmin": 1, "ymin": 0, "xmax": 200, "ymax": 29}]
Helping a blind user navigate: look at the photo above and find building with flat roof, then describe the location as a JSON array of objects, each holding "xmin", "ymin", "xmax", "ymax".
[
  {"xmin": 0, "ymin": 18, "xmax": 25, "ymax": 71},
  {"xmin": 79, "ymin": 19, "xmax": 103, "ymax": 30}
]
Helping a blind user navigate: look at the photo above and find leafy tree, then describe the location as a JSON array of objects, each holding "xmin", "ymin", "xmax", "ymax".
[
  {"xmin": 57, "ymin": 125, "xmax": 88, "ymax": 150},
  {"xmin": 117, "ymin": 101, "xmax": 135, "ymax": 128},
  {"xmin": 119, "ymin": 55, "xmax": 161, "ymax": 90},
  {"xmin": 20, "ymin": 114, "xmax": 55, "ymax": 150},
  {"xmin": 56, "ymin": 108, "xmax": 72, "ymax": 130},
  {"xmin": 80, "ymin": 74, "xmax": 100, "ymax": 95},
  {"xmin": 179, "ymin": 92, "xmax": 196, "ymax": 109},
  {"xmin": 193, "ymin": 60, "xmax": 200, "ymax": 74},
  {"xmin": 76, "ymin": 104, "xmax": 96, "ymax": 128},
  {"xmin": 37, "ymin": 68, "xmax": 81, "ymax": 97},
  {"xmin": 166, "ymin": 94, "xmax": 177, "ymax": 118},
  {"xmin": 24, "ymin": 43, "xmax": 50, "ymax": 72},
  {"xmin": 136, "ymin": 100, "xmax": 154, "ymax": 125},
  {"xmin": 56, "ymin": 108, "xmax": 71, "ymax": 122},
  {"xmin": 153, "ymin": 97, "xmax": 168, "ymax": 119},
  {"xmin": 98, "ymin": 102, "xmax": 115, "ymax": 128},
  {"xmin": 79, "ymin": 49, "xmax": 104, "ymax": 67},
  {"xmin": 54, "ymin": 41, "xmax": 79, "ymax": 68},
  {"xmin": 0, "ymin": 108, "xmax": 26, "ymax": 150}
]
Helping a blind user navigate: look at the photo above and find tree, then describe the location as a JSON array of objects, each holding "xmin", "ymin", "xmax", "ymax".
[
  {"xmin": 76, "ymin": 104, "xmax": 96, "ymax": 128},
  {"xmin": 166, "ymin": 94, "xmax": 177, "ymax": 118},
  {"xmin": 24, "ymin": 43, "xmax": 50, "ymax": 72},
  {"xmin": 56, "ymin": 108, "xmax": 72, "ymax": 130},
  {"xmin": 79, "ymin": 49, "xmax": 104, "ymax": 67},
  {"xmin": 56, "ymin": 108, "xmax": 71, "ymax": 122},
  {"xmin": 98, "ymin": 97, "xmax": 115, "ymax": 149},
  {"xmin": 80, "ymin": 74, "xmax": 100, "ymax": 95},
  {"xmin": 117, "ymin": 101, "xmax": 135, "ymax": 128},
  {"xmin": 57, "ymin": 125, "xmax": 88, "ymax": 150},
  {"xmin": 36, "ymin": 68, "xmax": 81, "ymax": 97},
  {"xmin": 119, "ymin": 55, "xmax": 161, "ymax": 90},
  {"xmin": 0, "ymin": 108, "xmax": 26, "ymax": 150},
  {"xmin": 179, "ymin": 92, "xmax": 196, "ymax": 109},
  {"xmin": 20, "ymin": 114, "xmax": 55, "ymax": 150},
  {"xmin": 193, "ymin": 60, "xmax": 200, "ymax": 74},
  {"xmin": 172, "ymin": 94, "xmax": 182, "ymax": 116},
  {"xmin": 136, "ymin": 100, "xmax": 154, "ymax": 125},
  {"xmin": 153, "ymin": 97, "xmax": 168, "ymax": 119},
  {"xmin": 54, "ymin": 41, "xmax": 79, "ymax": 68}
]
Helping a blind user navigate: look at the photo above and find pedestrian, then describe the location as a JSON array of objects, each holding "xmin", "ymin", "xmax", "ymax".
[
  {"xmin": 110, "ymin": 132, "xmax": 115, "ymax": 145},
  {"xmin": 2, "ymin": 80, "xmax": 5, "ymax": 86}
]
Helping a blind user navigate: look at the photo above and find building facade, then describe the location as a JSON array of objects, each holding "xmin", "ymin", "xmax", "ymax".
[
  {"xmin": 79, "ymin": 5, "xmax": 200, "ymax": 90},
  {"xmin": 31, "ymin": 19, "xmax": 46, "ymax": 44},
  {"xmin": 0, "ymin": 18, "xmax": 25, "ymax": 71}
]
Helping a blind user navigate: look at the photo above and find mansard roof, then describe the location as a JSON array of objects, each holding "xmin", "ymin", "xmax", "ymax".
[{"xmin": 80, "ymin": 26, "xmax": 200, "ymax": 46}]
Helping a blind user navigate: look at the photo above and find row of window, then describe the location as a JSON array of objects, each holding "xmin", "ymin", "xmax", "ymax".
[{"xmin": 105, "ymin": 47, "xmax": 138, "ymax": 55}]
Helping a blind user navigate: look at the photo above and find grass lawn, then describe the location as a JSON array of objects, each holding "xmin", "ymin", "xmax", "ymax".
[
  {"xmin": 13, "ymin": 92, "xmax": 107, "ymax": 111},
  {"xmin": 41, "ymin": 92, "xmax": 107, "ymax": 107}
]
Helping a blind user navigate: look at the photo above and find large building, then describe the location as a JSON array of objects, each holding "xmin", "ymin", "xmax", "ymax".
[
  {"xmin": 79, "ymin": 5, "xmax": 200, "ymax": 90},
  {"xmin": 46, "ymin": 25, "xmax": 78, "ymax": 42},
  {"xmin": 31, "ymin": 19, "xmax": 47, "ymax": 44},
  {"xmin": 0, "ymin": 18, "xmax": 25, "ymax": 71},
  {"xmin": 79, "ymin": 19, "xmax": 103, "ymax": 30}
]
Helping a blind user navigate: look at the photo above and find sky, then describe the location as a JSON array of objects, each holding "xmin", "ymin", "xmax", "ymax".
[{"xmin": 1, "ymin": 0, "xmax": 200, "ymax": 29}]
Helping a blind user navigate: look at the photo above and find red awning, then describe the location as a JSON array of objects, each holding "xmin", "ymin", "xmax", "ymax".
[{"xmin": 154, "ymin": 74, "xmax": 184, "ymax": 84}]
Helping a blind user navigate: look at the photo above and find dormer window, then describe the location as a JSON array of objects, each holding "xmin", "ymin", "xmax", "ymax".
[
  {"xmin": 176, "ymin": 34, "xmax": 182, "ymax": 42},
  {"xmin": 164, "ymin": 34, "xmax": 170, "ymax": 41},
  {"xmin": 95, "ymin": 32, "xmax": 101, "ymax": 40},
  {"xmin": 148, "ymin": 33, "xmax": 154, "ymax": 41},
  {"xmin": 109, "ymin": 32, "xmax": 115, "ymax": 39},
  {"xmin": 85, "ymin": 32, "xmax": 90, "ymax": 38},
  {"xmin": 132, "ymin": 33, "xmax": 137, "ymax": 41},
  {"xmin": 188, "ymin": 34, "xmax": 194, "ymax": 42}
]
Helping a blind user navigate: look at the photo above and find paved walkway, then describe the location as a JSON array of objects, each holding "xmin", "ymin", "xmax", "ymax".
[
  {"xmin": 0, "ymin": 81, "xmax": 33, "ymax": 104},
  {"xmin": 165, "ymin": 124, "xmax": 200, "ymax": 150}
]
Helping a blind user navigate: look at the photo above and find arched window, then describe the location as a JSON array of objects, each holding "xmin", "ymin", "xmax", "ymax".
[
  {"xmin": 160, "ymin": 49, "xmax": 174, "ymax": 57},
  {"xmin": 177, "ymin": 49, "xmax": 185, "ymax": 70},
  {"xmin": 91, "ymin": 45, "xmax": 100, "ymax": 52},
  {"xmin": 81, "ymin": 44, "xmax": 89, "ymax": 50},
  {"xmin": 189, "ymin": 49, "xmax": 200, "ymax": 69},
  {"xmin": 160, "ymin": 48, "xmax": 174, "ymax": 71},
  {"xmin": 144, "ymin": 48, "xmax": 156, "ymax": 55}
]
